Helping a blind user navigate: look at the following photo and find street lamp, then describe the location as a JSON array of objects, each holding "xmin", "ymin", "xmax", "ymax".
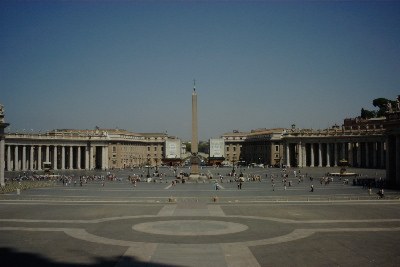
[{"xmin": 146, "ymin": 154, "xmax": 150, "ymax": 178}]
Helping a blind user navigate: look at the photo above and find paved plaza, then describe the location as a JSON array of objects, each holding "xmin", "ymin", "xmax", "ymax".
[{"xmin": 1, "ymin": 167, "xmax": 400, "ymax": 267}]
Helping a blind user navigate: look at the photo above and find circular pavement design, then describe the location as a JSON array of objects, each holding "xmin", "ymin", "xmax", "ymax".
[
  {"xmin": 83, "ymin": 216, "xmax": 295, "ymax": 244},
  {"xmin": 132, "ymin": 219, "xmax": 248, "ymax": 236}
]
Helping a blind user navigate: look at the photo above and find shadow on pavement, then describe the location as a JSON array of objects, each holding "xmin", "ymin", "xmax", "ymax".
[{"xmin": 0, "ymin": 247, "xmax": 179, "ymax": 267}]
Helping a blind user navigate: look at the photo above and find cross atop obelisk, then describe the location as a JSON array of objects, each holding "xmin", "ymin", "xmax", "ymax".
[{"xmin": 190, "ymin": 80, "xmax": 200, "ymax": 177}]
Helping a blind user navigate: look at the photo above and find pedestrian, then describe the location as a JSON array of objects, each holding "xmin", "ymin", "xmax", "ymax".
[
  {"xmin": 310, "ymin": 184, "xmax": 314, "ymax": 192},
  {"xmin": 377, "ymin": 188, "xmax": 384, "ymax": 198},
  {"xmin": 272, "ymin": 183, "xmax": 275, "ymax": 191}
]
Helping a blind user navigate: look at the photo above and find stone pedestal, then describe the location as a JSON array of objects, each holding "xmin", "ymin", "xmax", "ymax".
[
  {"xmin": 189, "ymin": 155, "xmax": 200, "ymax": 180},
  {"xmin": 0, "ymin": 122, "xmax": 10, "ymax": 187}
]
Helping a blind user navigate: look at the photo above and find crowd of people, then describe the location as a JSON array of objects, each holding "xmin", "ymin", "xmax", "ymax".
[{"xmin": 2, "ymin": 166, "xmax": 388, "ymax": 199}]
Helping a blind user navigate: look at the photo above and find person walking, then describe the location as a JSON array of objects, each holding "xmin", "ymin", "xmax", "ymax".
[{"xmin": 310, "ymin": 184, "xmax": 314, "ymax": 192}]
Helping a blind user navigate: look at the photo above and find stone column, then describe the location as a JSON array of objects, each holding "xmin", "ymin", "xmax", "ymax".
[
  {"xmin": 348, "ymin": 143, "xmax": 353, "ymax": 167},
  {"xmin": 380, "ymin": 141, "xmax": 385, "ymax": 168},
  {"xmin": 103, "ymin": 146, "xmax": 109, "ymax": 170},
  {"xmin": 334, "ymin": 143, "xmax": 338, "ymax": 167},
  {"xmin": 0, "ymin": 141, "xmax": 4, "ymax": 186},
  {"xmin": 341, "ymin": 142, "xmax": 345, "ymax": 161},
  {"xmin": 46, "ymin": 146, "xmax": 50, "ymax": 162},
  {"xmin": 386, "ymin": 137, "xmax": 391, "ymax": 182},
  {"xmin": 357, "ymin": 142, "xmax": 361, "ymax": 167},
  {"xmin": 297, "ymin": 142, "xmax": 302, "ymax": 167},
  {"xmin": 30, "ymin": 146, "xmax": 34, "ymax": 170},
  {"xmin": 38, "ymin": 145, "xmax": 42, "ymax": 170},
  {"xmin": 396, "ymin": 136, "xmax": 400, "ymax": 187},
  {"xmin": 0, "ymin": 139, "xmax": 6, "ymax": 186},
  {"xmin": 22, "ymin": 145, "xmax": 26, "ymax": 171},
  {"xmin": 53, "ymin": 146, "xmax": 58, "ymax": 170},
  {"xmin": 318, "ymin": 143, "xmax": 322, "ymax": 167},
  {"xmin": 326, "ymin": 143, "xmax": 331, "ymax": 167},
  {"xmin": 373, "ymin": 142, "xmax": 378, "ymax": 168},
  {"xmin": 85, "ymin": 146, "xmax": 89, "ymax": 170},
  {"xmin": 0, "ymin": 120, "xmax": 10, "ymax": 186},
  {"xmin": 301, "ymin": 142, "xmax": 306, "ymax": 167},
  {"xmin": 77, "ymin": 146, "xmax": 81, "ymax": 169},
  {"xmin": 14, "ymin": 146, "xmax": 19, "ymax": 171},
  {"xmin": 365, "ymin": 142, "xmax": 370, "ymax": 168},
  {"xmin": 286, "ymin": 142, "xmax": 290, "ymax": 168},
  {"xmin": 69, "ymin": 146, "xmax": 73, "ymax": 170},
  {"xmin": 61, "ymin": 146, "xmax": 65, "ymax": 170},
  {"xmin": 7, "ymin": 145, "xmax": 11, "ymax": 171},
  {"xmin": 310, "ymin": 143, "xmax": 314, "ymax": 167},
  {"xmin": 90, "ymin": 145, "xmax": 94, "ymax": 170}
]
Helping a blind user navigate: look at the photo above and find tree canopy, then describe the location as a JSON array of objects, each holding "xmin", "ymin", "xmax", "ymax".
[{"xmin": 361, "ymin": 97, "xmax": 397, "ymax": 118}]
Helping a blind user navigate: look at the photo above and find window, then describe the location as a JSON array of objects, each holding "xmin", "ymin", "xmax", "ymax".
[
  {"xmin": 275, "ymin": 145, "xmax": 279, "ymax": 152},
  {"xmin": 227, "ymin": 147, "xmax": 230, "ymax": 152},
  {"xmin": 233, "ymin": 147, "xmax": 236, "ymax": 152},
  {"xmin": 112, "ymin": 146, "xmax": 116, "ymax": 153},
  {"xmin": 147, "ymin": 146, "xmax": 150, "ymax": 151}
]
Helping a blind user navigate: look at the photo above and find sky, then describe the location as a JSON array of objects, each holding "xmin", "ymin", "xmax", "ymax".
[{"xmin": 1, "ymin": 1, "xmax": 399, "ymax": 141}]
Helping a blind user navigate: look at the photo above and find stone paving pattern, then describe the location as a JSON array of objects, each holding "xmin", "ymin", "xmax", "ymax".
[{"xmin": 0, "ymin": 167, "xmax": 399, "ymax": 266}]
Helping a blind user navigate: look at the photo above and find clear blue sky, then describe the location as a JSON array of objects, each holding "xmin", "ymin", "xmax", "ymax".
[{"xmin": 1, "ymin": 1, "xmax": 399, "ymax": 141}]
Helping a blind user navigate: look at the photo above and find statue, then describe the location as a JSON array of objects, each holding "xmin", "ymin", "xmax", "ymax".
[
  {"xmin": 0, "ymin": 104, "xmax": 4, "ymax": 123},
  {"xmin": 386, "ymin": 102, "xmax": 393, "ymax": 113}
]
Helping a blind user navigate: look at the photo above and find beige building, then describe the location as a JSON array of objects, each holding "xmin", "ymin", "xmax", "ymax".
[
  {"xmin": 221, "ymin": 130, "xmax": 248, "ymax": 163},
  {"xmin": 241, "ymin": 128, "xmax": 285, "ymax": 166},
  {"xmin": 219, "ymin": 124, "xmax": 390, "ymax": 170},
  {"xmin": 4, "ymin": 128, "xmax": 177, "ymax": 171}
]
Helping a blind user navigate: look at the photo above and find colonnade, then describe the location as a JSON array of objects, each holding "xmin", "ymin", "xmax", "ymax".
[
  {"xmin": 285, "ymin": 140, "xmax": 386, "ymax": 169},
  {"xmin": 4, "ymin": 144, "xmax": 109, "ymax": 171},
  {"xmin": 386, "ymin": 134, "xmax": 400, "ymax": 187}
]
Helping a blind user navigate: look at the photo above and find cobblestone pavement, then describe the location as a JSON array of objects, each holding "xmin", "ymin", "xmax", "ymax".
[{"xmin": 1, "ymin": 167, "xmax": 399, "ymax": 267}]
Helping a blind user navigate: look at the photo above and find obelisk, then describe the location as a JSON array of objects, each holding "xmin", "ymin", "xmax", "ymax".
[
  {"xmin": 190, "ymin": 80, "xmax": 200, "ymax": 177},
  {"xmin": 0, "ymin": 104, "xmax": 10, "ymax": 187}
]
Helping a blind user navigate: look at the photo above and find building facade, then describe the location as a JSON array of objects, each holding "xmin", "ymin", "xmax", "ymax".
[
  {"xmin": 4, "ymin": 128, "xmax": 179, "ymax": 171},
  {"xmin": 221, "ymin": 130, "xmax": 248, "ymax": 163},
  {"xmin": 283, "ymin": 126, "xmax": 386, "ymax": 168},
  {"xmin": 385, "ymin": 109, "xmax": 400, "ymax": 188},
  {"xmin": 241, "ymin": 128, "xmax": 285, "ymax": 167}
]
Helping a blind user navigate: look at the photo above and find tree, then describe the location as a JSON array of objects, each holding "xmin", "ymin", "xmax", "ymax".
[
  {"xmin": 361, "ymin": 108, "xmax": 376, "ymax": 119},
  {"xmin": 185, "ymin": 142, "xmax": 191, "ymax": 152},
  {"xmin": 198, "ymin": 141, "xmax": 209, "ymax": 154},
  {"xmin": 373, "ymin": 98, "xmax": 397, "ymax": 117}
]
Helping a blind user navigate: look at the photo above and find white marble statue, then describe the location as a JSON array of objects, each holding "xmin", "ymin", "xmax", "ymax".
[{"xmin": 0, "ymin": 104, "xmax": 4, "ymax": 123}]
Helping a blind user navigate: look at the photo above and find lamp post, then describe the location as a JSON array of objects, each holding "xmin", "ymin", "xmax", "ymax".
[{"xmin": 146, "ymin": 154, "xmax": 150, "ymax": 178}]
